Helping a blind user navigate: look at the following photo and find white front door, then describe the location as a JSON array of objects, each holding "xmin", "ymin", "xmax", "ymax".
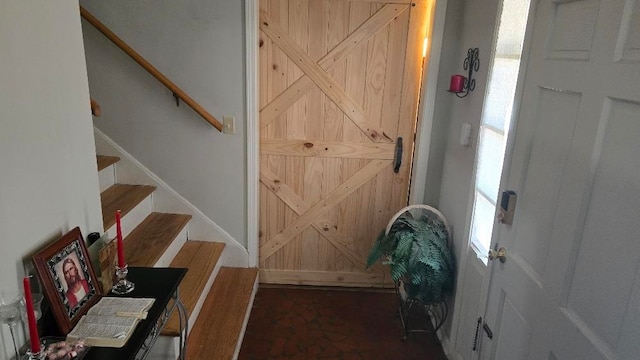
[{"xmin": 480, "ymin": 0, "xmax": 640, "ymax": 358}]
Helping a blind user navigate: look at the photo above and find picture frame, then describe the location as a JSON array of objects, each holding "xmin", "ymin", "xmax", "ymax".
[{"xmin": 32, "ymin": 227, "xmax": 101, "ymax": 334}]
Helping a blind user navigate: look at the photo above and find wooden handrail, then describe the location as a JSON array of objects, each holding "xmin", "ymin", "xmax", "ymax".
[
  {"xmin": 80, "ymin": 6, "xmax": 223, "ymax": 132},
  {"xmin": 90, "ymin": 98, "xmax": 101, "ymax": 116}
]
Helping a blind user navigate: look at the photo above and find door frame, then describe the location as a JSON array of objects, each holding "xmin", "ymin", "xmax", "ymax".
[
  {"xmin": 449, "ymin": 0, "xmax": 539, "ymax": 357},
  {"xmin": 409, "ymin": 0, "xmax": 449, "ymax": 205},
  {"xmin": 244, "ymin": 0, "xmax": 450, "ymax": 268},
  {"xmin": 246, "ymin": 0, "xmax": 260, "ymax": 267}
]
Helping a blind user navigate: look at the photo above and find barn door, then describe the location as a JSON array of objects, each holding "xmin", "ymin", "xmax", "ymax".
[{"xmin": 258, "ymin": 0, "xmax": 431, "ymax": 286}]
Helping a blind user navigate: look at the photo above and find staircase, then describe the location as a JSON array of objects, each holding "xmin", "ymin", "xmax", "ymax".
[{"xmin": 96, "ymin": 153, "xmax": 258, "ymax": 360}]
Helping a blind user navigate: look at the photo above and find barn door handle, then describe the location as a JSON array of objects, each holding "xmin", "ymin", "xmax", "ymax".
[{"xmin": 393, "ymin": 137, "xmax": 403, "ymax": 173}]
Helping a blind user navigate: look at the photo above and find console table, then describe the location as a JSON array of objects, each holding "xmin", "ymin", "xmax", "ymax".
[
  {"xmin": 91, "ymin": 267, "xmax": 187, "ymax": 360},
  {"xmin": 39, "ymin": 267, "xmax": 188, "ymax": 360}
]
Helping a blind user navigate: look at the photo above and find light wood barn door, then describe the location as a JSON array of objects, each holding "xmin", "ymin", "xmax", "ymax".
[{"xmin": 259, "ymin": 0, "xmax": 430, "ymax": 287}]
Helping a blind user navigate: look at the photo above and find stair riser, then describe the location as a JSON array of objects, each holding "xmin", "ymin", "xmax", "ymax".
[
  {"xmin": 153, "ymin": 268, "xmax": 257, "ymax": 360},
  {"xmin": 150, "ymin": 261, "xmax": 222, "ymax": 360},
  {"xmin": 95, "ymin": 129, "xmax": 254, "ymax": 360},
  {"xmin": 104, "ymin": 195, "xmax": 152, "ymax": 241},
  {"xmin": 233, "ymin": 276, "xmax": 259, "ymax": 360},
  {"xmin": 98, "ymin": 164, "xmax": 116, "ymax": 192},
  {"xmin": 145, "ymin": 337, "xmax": 178, "ymax": 360},
  {"xmin": 182, "ymin": 259, "xmax": 222, "ymax": 337},
  {"xmin": 95, "ymin": 129, "xmax": 248, "ymax": 267},
  {"xmin": 153, "ymin": 226, "xmax": 188, "ymax": 268}
]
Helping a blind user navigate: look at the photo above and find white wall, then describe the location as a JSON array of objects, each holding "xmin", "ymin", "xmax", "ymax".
[
  {"xmin": 0, "ymin": 1, "xmax": 102, "ymax": 357},
  {"xmin": 423, "ymin": 0, "xmax": 501, "ymax": 356},
  {"xmin": 436, "ymin": 0, "xmax": 500, "ymax": 265},
  {"xmin": 421, "ymin": 0, "xmax": 462, "ymax": 207},
  {"xmin": 80, "ymin": 0, "xmax": 248, "ymax": 247}
]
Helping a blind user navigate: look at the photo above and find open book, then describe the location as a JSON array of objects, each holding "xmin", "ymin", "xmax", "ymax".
[{"xmin": 66, "ymin": 297, "xmax": 155, "ymax": 348}]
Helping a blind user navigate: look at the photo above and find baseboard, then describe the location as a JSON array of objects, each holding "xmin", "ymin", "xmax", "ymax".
[
  {"xmin": 436, "ymin": 331, "xmax": 462, "ymax": 360},
  {"xmin": 94, "ymin": 128, "xmax": 249, "ymax": 267},
  {"xmin": 429, "ymin": 305, "xmax": 461, "ymax": 360}
]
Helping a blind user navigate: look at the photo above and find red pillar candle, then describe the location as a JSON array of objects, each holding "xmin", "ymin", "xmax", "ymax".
[
  {"xmin": 23, "ymin": 277, "xmax": 41, "ymax": 354},
  {"xmin": 449, "ymin": 74, "xmax": 466, "ymax": 93},
  {"xmin": 116, "ymin": 210, "xmax": 125, "ymax": 268}
]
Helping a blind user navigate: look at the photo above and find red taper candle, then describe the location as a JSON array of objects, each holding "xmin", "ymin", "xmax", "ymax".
[
  {"xmin": 23, "ymin": 277, "xmax": 41, "ymax": 354},
  {"xmin": 116, "ymin": 210, "xmax": 125, "ymax": 268}
]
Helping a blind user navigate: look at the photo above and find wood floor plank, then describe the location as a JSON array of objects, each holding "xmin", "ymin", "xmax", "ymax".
[
  {"xmin": 124, "ymin": 213, "xmax": 191, "ymax": 267},
  {"xmin": 96, "ymin": 155, "xmax": 120, "ymax": 171},
  {"xmin": 161, "ymin": 241, "xmax": 225, "ymax": 336},
  {"xmin": 187, "ymin": 267, "xmax": 258, "ymax": 360},
  {"xmin": 101, "ymin": 184, "xmax": 156, "ymax": 230}
]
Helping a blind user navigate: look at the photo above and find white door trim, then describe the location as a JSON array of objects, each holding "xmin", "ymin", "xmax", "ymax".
[
  {"xmin": 410, "ymin": 0, "xmax": 449, "ymax": 206},
  {"xmin": 407, "ymin": 0, "xmax": 459, "ymax": 354},
  {"xmin": 245, "ymin": 0, "xmax": 259, "ymax": 268}
]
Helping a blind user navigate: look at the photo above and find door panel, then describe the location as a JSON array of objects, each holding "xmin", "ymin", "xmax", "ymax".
[
  {"xmin": 258, "ymin": 0, "xmax": 429, "ymax": 286},
  {"xmin": 493, "ymin": 292, "xmax": 532, "ymax": 360},
  {"xmin": 565, "ymin": 99, "xmax": 640, "ymax": 349},
  {"xmin": 513, "ymin": 88, "xmax": 581, "ymax": 276},
  {"xmin": 482, "ymin": 0, "xmax": 640, "ymax": 358}
]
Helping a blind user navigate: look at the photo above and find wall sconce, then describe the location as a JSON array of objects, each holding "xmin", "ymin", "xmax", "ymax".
[{"xmin": 448, "ymin": 48, "xmax": 479, "ymax": 98}]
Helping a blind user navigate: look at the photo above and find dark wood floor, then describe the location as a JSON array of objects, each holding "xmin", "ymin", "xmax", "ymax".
[{"xmin": 239, "ymin": 286, "xmax": 448, "ymax": 360}]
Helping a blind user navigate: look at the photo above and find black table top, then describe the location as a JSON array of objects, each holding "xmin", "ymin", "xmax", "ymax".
[{"xmin": 83, "ymin": 267, "xmax": 187, "ymax": 360}]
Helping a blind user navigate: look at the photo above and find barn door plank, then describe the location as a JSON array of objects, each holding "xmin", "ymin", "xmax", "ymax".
[
  {"xmin": 260, "ymin": 3, "xmax": 409, "ymax": 128},
  {"xmin": 260, "ymin": 159, "xmax": 392, "ymax": 261},
  {"xmin": 260, "ymin": 10, "xmax": 394, "ymax": 143}
]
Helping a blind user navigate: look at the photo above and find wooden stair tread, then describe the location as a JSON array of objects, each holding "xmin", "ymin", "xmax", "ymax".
[
  {"xmin": 187, "ymin": 267, "xmax": 258, "ymax": 360},
  {"xmin": 96, "ymin": 155, "xmax": 120, "ymax": 171},
  {"xmin": 161, "ymin": 241, "xmax": 225, "ymax": 336},
  {"xmin": 101, "ymin": 184, "xmax": 156, "ymax": 230},
  {"xmin": 124, "ymin": 213, "xmax": 192, "ymax": 267}
]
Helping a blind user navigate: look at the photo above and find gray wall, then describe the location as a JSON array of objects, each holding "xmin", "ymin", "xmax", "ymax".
[
  {"xmin": 0, "ymin": 1, "xmax": 102, "ymax": 356},
  {"xmin": 424, "ymin": 0, "xmax": 501, "ymax": 349},
  {"xmin": 80, "ymin": 0, "xmax": 248, "ymax": 247},
  {"xmin": 434, "ymin": 0, "xmax": 500, "ymax": 264}
]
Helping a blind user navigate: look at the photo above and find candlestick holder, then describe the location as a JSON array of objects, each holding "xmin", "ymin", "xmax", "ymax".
[
  {"xmin": 112, "ymin": 265, "xmax": 135, "ymax": 295},
  {"xmin": 25, "ymin": 349, "xmax": 45, "ymax": 360},
  {"xmin": 0, "ymin": 291, "xmax": 22, "ymax": 360},
  {"xmin": 448, "ymin": 47, "xmax": 480, "ymax": 98}
]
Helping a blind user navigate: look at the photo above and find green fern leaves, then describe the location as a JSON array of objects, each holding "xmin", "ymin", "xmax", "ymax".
[{"xmin": 367, "ymin": 213, "xmax": 455, "ymax": 303}]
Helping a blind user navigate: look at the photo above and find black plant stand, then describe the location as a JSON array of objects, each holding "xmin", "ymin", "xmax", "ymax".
[
  {"xmin": 395, "ymin": 281, "xmax": 448, "ymax": 341},
  {"xmin": 379, "ymin": 205, "xmax": 454, "ymax": 341}
]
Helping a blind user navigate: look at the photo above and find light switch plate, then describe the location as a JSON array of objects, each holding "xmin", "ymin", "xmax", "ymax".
[
  {"xmin": 460, "ymin": 122, "xmax": 472, "ymax": 147},
  {"xmin": 223, "ymin": 116, "xmax": 235, "ymax": 134}
]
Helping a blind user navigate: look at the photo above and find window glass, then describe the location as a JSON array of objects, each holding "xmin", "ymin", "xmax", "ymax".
[
  {"xmin": 470, "ymin": 193, "xmax": 495, "ymax": 259},
  {"xmin": 468, "ymin": 0, "xmax": 531, "ymax": 259},
  {"xmin": 476, "ymin": 128, "xmax": 506, "ymax": 203},
  {"xmin": 482, "ymin": 58, "xmax": 520, "ymax": 131}
]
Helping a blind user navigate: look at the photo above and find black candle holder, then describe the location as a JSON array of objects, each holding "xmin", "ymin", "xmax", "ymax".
[
  {"xmin": 449, "ymin": 48, "xmax": 480, "ymax": 98},
  {"xmin": 112, "ymin": 265, "xmax": 135, "ymax": 295},
  {"xmin": 25, "ymin": 349, "xmax": 45, "ymax": 360}
]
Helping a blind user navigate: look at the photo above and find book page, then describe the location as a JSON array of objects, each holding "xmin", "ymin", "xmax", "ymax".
[
  {"xmin": 88, "ymin": 297, "xmax": 155, "ymax": 319},
  {"xmin": 68, "ymin": 315, "xmax": 137, "ymax": 339}
]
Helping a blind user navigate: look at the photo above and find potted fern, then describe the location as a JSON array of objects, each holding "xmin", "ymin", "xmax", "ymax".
[{"xmin": 367, "ymin": 205, "xmax": 455, "ymax": 304}]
